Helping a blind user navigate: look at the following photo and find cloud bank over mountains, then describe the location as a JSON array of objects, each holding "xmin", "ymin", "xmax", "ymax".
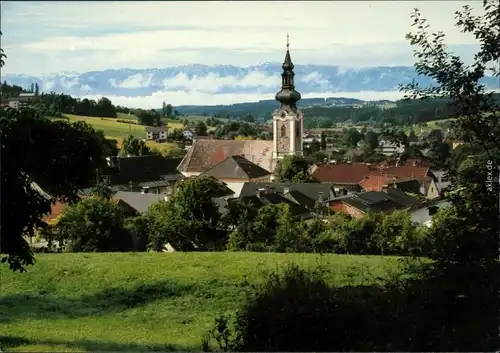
[{"xmin": 5, "ymin": 63, "xmax": 499, "ymax": 108}]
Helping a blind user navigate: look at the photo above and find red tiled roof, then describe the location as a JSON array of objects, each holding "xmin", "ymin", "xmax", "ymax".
[
  {"xmin": 42, "ymin": 201, "xmax": 68, "ymax": 222},
  {"xmin": 373, "ymin": 166, "xmax": 430, "ymax": 180},
  {"xmin": 311, "ymin": 163, "xmax": 372, "ymax": 184},
  {"xmin": 359, "ymin": 175, "xmax": 418, "ymax": 192},
  {"xmin": 178, "ymin": 139, "xmax": 274, "ymax": 174}
]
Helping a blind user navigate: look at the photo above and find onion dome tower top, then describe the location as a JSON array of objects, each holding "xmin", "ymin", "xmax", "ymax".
[{"xmin": 275, "ymin": 34, "xmax": 301, "ymax": 110}]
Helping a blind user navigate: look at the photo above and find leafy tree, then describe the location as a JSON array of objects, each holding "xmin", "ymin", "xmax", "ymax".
[
  {"xmin": 119, "ymin": 135, "xmax": 151, "ymax": 157},
  {"xmin": 312, "ymin": 151, "xmax": 327, "ymax": 164},
  {"xmin": 0, "ymin": 108, "xmax": 106, "ymax": 271},
  {"xmin": 402, "ymin": 0, "xmax": 500, "ymax": 273},
  {"xmin": 124, "ymin": 216, "xmax": 149, "ymax": 251},
  {"xmin": 228, "ymin": 204, "xmax": 282, "ymax": 251},
  {"xmin": 162, "ymin": 101, "xmax": 167, "ymax": 117},
  {"xmin": 363, "ymin": 130, "xmax": 379, "ymax": 152},
  {"xmin": 147, "ymin": 177, "xmax": 227, "ymax": 251},
  {"xmin": 343, "ymin": 128, "xmax": 362, "ymax": 147},
  {"xmin": 428, "ymin": 141, "xmax": 451, "ymax": 166},
  {"xmin": 319, "ymin": 132, "xmax": 327, "ymax": 150},
  {"xmin": 56, "ymin": 196, "xmax": 133, "ymax": 252},
  {"xmin": 166, "ymin": 104, "xmax": 173, "ymax": 118},
  {"xmin": 427, "ymin": 129, "xmax": 444, "ymax": 145},
  {"xmin": 90, "ymin": 182, "xmax": 114, "ymax": 199},
  {"xmin": 136, "ymin": 109, "xmax": 161, "ymax": 126},
  {"xmin": 242, "ymin": 114, "xmax": 255, "ymax": 123},
  {"xmin": 274, "ymin": 155, "xmax": 313, "ymax": 183},
  {"xmin": 196, "ymin": 121, "xmax": 208, "ymax": 136},
  {"xmin": 0, "ymin": 30, "xmax": 5, "ymax": 68}
]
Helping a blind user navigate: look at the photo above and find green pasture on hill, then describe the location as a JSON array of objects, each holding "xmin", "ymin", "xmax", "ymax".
[{"xmin": 0, "ymin": 252, "xmax": 401, "ymax": 352}]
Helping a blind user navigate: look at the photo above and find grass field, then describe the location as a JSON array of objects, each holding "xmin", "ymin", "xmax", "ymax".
[
  {"xmin": 64, "ymin": 114, "xmax": 184, "ymax": 139},
  {"xmin": 0, "ymin": 252, "xmax": 400, "ymax": 352},
  {"xmin": 55, "ymin": 115, "xmax": 185, "ymax": 155}
]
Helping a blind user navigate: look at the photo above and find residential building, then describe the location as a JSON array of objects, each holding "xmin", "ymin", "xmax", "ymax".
[
  {"xmin": 329, "ymin": 189, "xmax": 421, "ymax": 218},
  {"xmin": 410, "ymin": 200, "xmax": 451, "ymax": 226},
  {"xmin": 145, "ymin": 126, "xmax": 168, "ymax": 141},
  {"xmin": 199, "ymin": 155, "xmax": 272, "ymax": 196},
  {"xmin": 379, "ymin": 139, "xmax": 406, "ymax": 156},
  {"xmin": 310, "ymin": 163, "xmax": 371, "ymax": 194},
  {"xmin": 113, "ymin": 191, "xmax": 168, "ymax": 214},
  {"xmin": 102, "ymin": 155, "xmax": 184, "ymax": 194},
  {"xmin": 182, "ymin": 128, "xmax": 196, "ymax": 140},
  {"xmin": 238, "ymin": 182, "xmax": 337, "ymax": 210},
  {"xmin": 7, "ymin": 92, "xmax": 37, "ymax": 108},
  {"xmin": 235, "ymin": 187, "xmax": 313, "ymax": 220}
]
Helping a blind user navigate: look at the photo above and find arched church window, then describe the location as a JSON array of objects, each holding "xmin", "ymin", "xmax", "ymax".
[
  {"xmin": 296, "ymin": 121, "xmax": 300, "ymax": 137},
  {"xmin": 280, "ymin": 124, "xmax": 287, "ymax": 137}
]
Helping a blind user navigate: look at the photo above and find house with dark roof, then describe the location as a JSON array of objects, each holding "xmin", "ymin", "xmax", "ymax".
[
  {"xmin": 113, "ymin": 191, "xmax": 166, "ymax": 214},
  {"xmin": 238, "ymin": 182, "xmax": 336, "ymax": 214},
  {"xmin": 102, "ymin": 155, "xmax": 184, "ymax": 194},
  {"xmin": 236, "ymin": 188, "xmax": 313, "ymax": 220},
  {"xmin": 145, "ymin": 126, "xmax": 168, "ymax": 141},
  {"xmin": 199, "ymin": 155, "xmax": 272, "ymax": 196},
  {"xmin": 177, "ymin": 139, "xmax": 275, "ymax": 178},
  {"xmin": 329, "ymin": 189, "xmax": 422, "ymax": 219}
]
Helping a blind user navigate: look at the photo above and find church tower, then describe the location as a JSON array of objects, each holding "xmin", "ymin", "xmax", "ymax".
[{"xmin": 272, "ymin": 35, "xmax": 303, "ymax": 160}]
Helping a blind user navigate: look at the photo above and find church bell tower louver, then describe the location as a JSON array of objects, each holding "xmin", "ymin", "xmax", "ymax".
[{"xmin": 272, "ymin": 34, "xmax": 304, "ymax": 159}]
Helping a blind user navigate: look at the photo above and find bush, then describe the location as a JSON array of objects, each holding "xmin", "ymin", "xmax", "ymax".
[
  {"xmin": 56, "ymin": 196, "xmax": 135, "ymax": 252},
  {"xmin": 204, "ymin": 264, "xmax": 401, "ymax": 351},
  {"xmin": 116, "ymin": 119, "xmax": 137, "ymax": 125}
]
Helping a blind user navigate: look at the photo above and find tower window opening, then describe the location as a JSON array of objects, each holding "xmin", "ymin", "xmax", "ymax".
[{"xmin": 280, "ymin": 124, "xmax": 287, "ymax": 137}]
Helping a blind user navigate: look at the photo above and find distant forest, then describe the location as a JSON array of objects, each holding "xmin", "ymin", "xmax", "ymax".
[
  {"xmin": 2, "ymin": 81, "xmax": 498, "ymax": 128},
  {"xmin": 176, "ymin": 94, "xmax": 500, "ymax": 128}
]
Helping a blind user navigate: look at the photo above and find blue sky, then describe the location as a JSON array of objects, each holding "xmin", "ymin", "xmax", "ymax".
[{"xmin": 2, "ymin": 1, "xmax": 483, "ymax": 76}]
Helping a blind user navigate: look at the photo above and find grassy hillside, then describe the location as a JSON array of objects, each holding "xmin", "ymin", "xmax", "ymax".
[
  {"xmin": 51, "ymin": 115, "xmax": 184, "ymax": 155},
  {"xmin": 64, "ymin": 114, "xmax": 184, "ymax": 139},
  {"xmin": 0, "ymin": 252, "xmax": 400, "ymax": 352}
]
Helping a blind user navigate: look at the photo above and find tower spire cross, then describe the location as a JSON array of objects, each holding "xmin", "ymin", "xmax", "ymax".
[{"xmin": 286, "ymin": 33, "xmax": 289, "ymax": 49}]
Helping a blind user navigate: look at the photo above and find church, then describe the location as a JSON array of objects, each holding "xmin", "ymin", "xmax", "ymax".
[{"xmin": 177, "ymin": 38, "xmax": 304, "ymax": 178}]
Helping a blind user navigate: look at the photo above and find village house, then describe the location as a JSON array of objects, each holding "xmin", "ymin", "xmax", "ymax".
[
  {"xmin": 145, "ymin": 126, "xmax": 168, "ymax": 141},
  {"xmin": 182, "ymin": 128, "xmax": 196, "ymax": 140},
  {"xmin": 379, "ymin": 138, "xmax": 406, "ymax": 156},
  {"xmin": 199, "ymin": 155, "xmax": 272, "ymax": 196},
  {"xmin": 409, "ymin": 200, "xmax": 451, "ymax": 227},
  {"xmin": 98, "ymin": 155, "xmax": 184, "ymax": 195},
  {"xmin": 234, "ymin": 186, "xmax": 314, "ymax": 220},
  {"xmin": 8, "ymin": 92, "xmax": 37, "ymax": 108},
  {"xmin": 237, "ymin": 182, "xmax": 337, "ymax": 213},
  {"xmin": 359, "ymin": 165, "xmax": 439, "ymax": 200},
  {"xmin": 310, "ymin": 163, "xmax": 370, "ymax": 194},
  {"xmin": 329, "ymin": 189, "xmax": 421, "ymax": 219}
]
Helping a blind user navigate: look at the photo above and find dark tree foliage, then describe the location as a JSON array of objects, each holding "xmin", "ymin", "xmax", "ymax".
[
  {"xmin": 37, "ymin": 93, "xmax": 118, "ymax": 118},
  {"xmin": 0, "ymin": 107, "xmax": 107, "ymax": 271}
]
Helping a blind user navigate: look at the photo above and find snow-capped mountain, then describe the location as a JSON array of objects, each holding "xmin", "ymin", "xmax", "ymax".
[{"xmin": 4, "ymin": 63, "xmax": 498, "ymax": 98}]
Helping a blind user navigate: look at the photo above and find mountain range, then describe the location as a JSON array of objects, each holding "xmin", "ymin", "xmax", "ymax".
[{"xmin": 4, "ymin": 63, "xmax": 498, "ymax": 101}]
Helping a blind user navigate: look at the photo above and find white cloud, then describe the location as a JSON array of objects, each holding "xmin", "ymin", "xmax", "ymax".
[
  {"xmin": 160, "ymin": 72, "xmax": 277, "ymax": 93},
  {"xmin": 83, "ymin": 90, "xmax": 407, "ymax": 110},
  {"xmin": 300, "ymin": 72, "xmax": 330, "ymax": 90},
  {"xmin": 2, "ymin": 1, "xmax": 485, "ymax": 75},
  {"xmin": 119, "ymin": 74, "xmax": 154, "ymax": 89}
]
